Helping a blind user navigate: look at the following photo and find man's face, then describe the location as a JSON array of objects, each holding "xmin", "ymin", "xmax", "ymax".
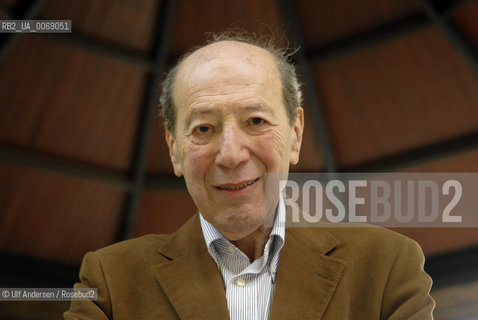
[{"xmin": 166, "ymin": 41, "xmax": 303, "ymax": 240}]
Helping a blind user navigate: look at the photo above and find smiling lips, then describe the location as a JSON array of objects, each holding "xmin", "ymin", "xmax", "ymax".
[{"xmin": 215, "ymin": 178, "xmax": 259, "ymax": 191}]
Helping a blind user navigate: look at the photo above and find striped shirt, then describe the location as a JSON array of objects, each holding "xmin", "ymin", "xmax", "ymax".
[{"xmin": 199, "ymin": 196, "xmax": 286, "ymax": 320}]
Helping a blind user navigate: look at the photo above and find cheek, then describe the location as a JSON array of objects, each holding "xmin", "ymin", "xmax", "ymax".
[
  {"xmin": 252, "ymin": 129, "xmax": 289, "ymax": 168},
  {"xmin": 182, "ymin": 143, "xmax": 214, "ymax": 177},
  {"xmin": 270, "ymin": 127, "xmax": 289, "ymax": 157}
]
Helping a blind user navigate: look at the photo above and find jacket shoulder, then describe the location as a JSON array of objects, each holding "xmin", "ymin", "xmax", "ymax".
[
  {"xmin": 326, "ymin": 224, "xmax": 411, "ymax": 242},
  {"xmin": 93, "ymin": 234, "xmax": 172, "ymax": 267},
  {"xmin": 294, "ymin": 224, "xmax": 422, "ymax": 260}
]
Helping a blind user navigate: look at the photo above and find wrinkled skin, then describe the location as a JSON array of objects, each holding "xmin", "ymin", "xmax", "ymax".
[{"xmin": 166, "ymin": 41, "xmax": 304, "ymax": 259}]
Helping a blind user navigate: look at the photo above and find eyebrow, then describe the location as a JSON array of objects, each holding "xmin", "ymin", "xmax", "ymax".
[
  {"xmin": 241, "ymin": 104, "xmax": 270, "ymax": 113},
  {"xmin": 185, "ymin": 108, "xmax": 221, "ymax": 128}
]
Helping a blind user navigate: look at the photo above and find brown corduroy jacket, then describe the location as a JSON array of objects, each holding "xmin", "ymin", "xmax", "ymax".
[{"xmin": 64, "ymin": 214, "xmax": 434, "ymax": 319}]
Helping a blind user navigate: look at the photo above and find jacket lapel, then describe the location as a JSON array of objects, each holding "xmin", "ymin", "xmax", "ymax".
[
  {"xmin": 151, "ymin": 214, "xmax": 230, "ymax": 319},
  {"xmin": 269, "ymin": 227, "xmax": 346, "ymax": 320},
  {"xmin": 151, "ymin": 212, "xmax": 346, "ymax": 320}
]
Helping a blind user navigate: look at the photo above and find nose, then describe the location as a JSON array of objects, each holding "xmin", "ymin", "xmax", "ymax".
[{"xmin": 215, "ymin": 125, "xmax": 250, "ymax": 169}]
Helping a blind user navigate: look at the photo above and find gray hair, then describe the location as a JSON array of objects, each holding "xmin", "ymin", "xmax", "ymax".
[{"xmin": 159, "ymin": 30, "xmax": 303, "ymax": 134}]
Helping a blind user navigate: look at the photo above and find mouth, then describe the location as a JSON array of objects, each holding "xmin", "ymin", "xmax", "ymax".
[{"xmin": 215, "ymin": 178, "xmax": 259, "ymax": 191}]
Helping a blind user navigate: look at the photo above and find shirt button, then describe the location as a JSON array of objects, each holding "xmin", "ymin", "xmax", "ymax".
[
  {"xmin": 227, "ymin": 246, "xmax": 235, "ymax": 254},
  {"xmin": 236, "ymin": 278, "xmax": 246, "ymax": 287}
]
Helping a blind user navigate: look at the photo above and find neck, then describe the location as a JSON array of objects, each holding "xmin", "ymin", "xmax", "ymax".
[{"xmin": 231, "ymin": 226, "xmax": 272, "ymax": 262}]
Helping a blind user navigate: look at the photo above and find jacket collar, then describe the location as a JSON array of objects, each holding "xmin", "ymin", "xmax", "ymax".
[
  {"xmin": 152, "ymin": 214, "xmax": 230, "ymax": 319},
  {"xmin": 153, "ymin": 213, "xmax": 346, "ymax": 320},
  {"xmin": 269, "ymin": 227, "xmax": 346, "ymax": 319}
]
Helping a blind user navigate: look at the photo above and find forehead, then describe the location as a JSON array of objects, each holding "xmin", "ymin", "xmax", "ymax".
[
  {"xmin": 173, "ymin": 41, "xmax": 282, "ymax": 112},
  {"xmin": 179, "ymin": 40, "xmax": 278, "ymax": 78}
]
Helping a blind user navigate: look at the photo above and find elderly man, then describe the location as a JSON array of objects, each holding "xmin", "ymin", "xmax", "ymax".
[{"xmin": 65, "ymin": 33, "xmax": 435, "ymax": 319}]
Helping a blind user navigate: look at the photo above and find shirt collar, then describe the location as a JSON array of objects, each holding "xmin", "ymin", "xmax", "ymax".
[{"xmin": 199, "ymin": 193, "xmax": 286, "ymax": 265}]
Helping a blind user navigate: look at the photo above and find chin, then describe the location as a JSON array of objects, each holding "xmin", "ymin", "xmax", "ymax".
[{"xmin": 216, "ymin": 208, "xmax": 265, "ymax": 236}]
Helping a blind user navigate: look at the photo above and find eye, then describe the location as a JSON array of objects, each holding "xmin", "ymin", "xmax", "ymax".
[
  {"xmin": 190, "ymin": 124, "xmax": 215, "ymax": 144},
  {"xmin": 250, "ymin": 117, "xmax": 265, "ymax": 126},
  {"xmin": 192, "ymin": 124, "xmax": 214, "ymax": 138},
  {"xmin": 197, "ymin": 125, "xmax": 210, "ymax": 133}
]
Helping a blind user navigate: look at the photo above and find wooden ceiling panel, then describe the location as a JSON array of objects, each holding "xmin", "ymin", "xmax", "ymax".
[
  {"xmin": 133, "ymin": 189, "xmax": 196, "ymax": 236},
  {"xmin": 404, "ymin": 149, "xmax": 478, "ymax": 172},
  {"xmin": 390, "ymin": 149, "xmax": 478, "ymax": 256},
  {"xmin": 0, "ymin": 35, "xmax": 145, "ymax": 171},
  {"xmin": 0, "ymin": 160, "xmax": 123, "ymax": 264},
  {"xmin": 40, "ymin": 0, "xmax": 158, "ymax": 53},
  {"xmin": 392, "ymin": 227, "xmax": 478, "ymax": 256},
  {"xmin": 1, "ymin": 0, "xmax": 19, "ymax": 11},
  {"xmin": 169, "ymin": 0, "xmax": 282, "ymax": 55},
  {"xmin": 296, "ymin": 0, "xmax": 419, "ymax": 47},
  {"xmin": 453, "ymin": 0, "xmax": 478, "ymax": 47},
  {"xmin": 146, "ymin": 120, "xmax": 174, "ymax": 173},
  {"xmin": 314, "ymin": 27, "xmax": 478, "ymax": 169}
]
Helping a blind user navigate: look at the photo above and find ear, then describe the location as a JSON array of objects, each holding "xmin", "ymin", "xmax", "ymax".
[
  {"xmin": 165, "ymin": 128, "xmax": 183, "ymax": 177},
  {"xmin": 289, "ymin": 107, "xmax": 304, "ymax": 165}
]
